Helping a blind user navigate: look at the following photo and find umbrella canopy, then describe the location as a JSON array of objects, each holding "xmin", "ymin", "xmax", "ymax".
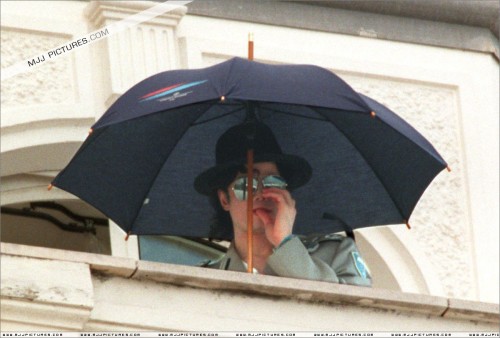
[{"xmin": 52, "ymin": 57, "xmax": 448, "ymax": 240}]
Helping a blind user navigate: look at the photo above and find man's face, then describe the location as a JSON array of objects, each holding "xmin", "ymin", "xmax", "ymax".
[{"xmin": 218, "ymin": 162, "xmax": 281, "ymax": 234}]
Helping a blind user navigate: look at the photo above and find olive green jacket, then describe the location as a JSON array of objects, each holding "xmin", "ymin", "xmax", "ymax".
[{"xmin": 202, "ymin": 234, "xmax": 372, "ymax": 287}]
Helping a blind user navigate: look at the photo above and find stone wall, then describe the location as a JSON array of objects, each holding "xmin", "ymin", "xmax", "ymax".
[{"xmin": 2, "ymin": 243, "xmax": 498, "ymax": 331}]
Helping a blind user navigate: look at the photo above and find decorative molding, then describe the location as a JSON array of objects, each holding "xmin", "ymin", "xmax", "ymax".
[
  {"xmin": 1, "ymin": 254, "xmax": 93, "ymax": 330},
  {"xmin": 0, "ymin": 106, "xmax": 92, "ymax": 178},
  {"xmin": 1, "ymin": 142, "xmax": 84, "ymax": 178},
  {"xmin": 1, "ymin": 118, "xmax": 91, "ymax": 153},
  {"xmin": 0, "ymin": 174, "xmax": 80, "ymax": 207},
  {"xmin": 86, "ymin": 1, "xmax": 187, "ymax": 28},
  {"xmin": 1, "ymin": 299, "xmax": 91, "ymax": 331},
  {"xmin": 186, "ymin": 0, "xmax": 499, "ymax": 58},
  {"xmin": 84, "ymin": 1, "xmax": 188, "ymax": 106},
  {"xmin": 355, "ymin": 227, "xmax": 445, "ymax": 296},
  {"xmin": 1, "ymin": 243, "xmax": 498, "ymax": 331},
  {"xmin": 0, "ymin": 29, "xmax": 75, "ymax": 107}
]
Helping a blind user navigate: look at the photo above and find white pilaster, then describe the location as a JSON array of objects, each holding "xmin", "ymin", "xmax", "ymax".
[{"xmin": 85, "ymin": 1, "xmax": 187, "ymax": 108}]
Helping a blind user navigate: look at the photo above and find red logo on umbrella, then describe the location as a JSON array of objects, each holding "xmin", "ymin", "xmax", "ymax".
[{"xmin": 140, "ymin": 80, "xmax": 208, "ymax": 102}]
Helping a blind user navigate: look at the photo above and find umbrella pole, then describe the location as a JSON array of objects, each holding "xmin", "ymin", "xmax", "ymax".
[
  {"xmin": 246, "ymin": 32, "xmax": 255, "ymax": 273},
  {"xmin": 246, "ymin": 148, "xmax": 254, "ymax": 273}
]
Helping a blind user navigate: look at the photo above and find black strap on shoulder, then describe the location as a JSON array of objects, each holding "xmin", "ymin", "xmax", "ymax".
[
  {"xmin": 322, "ymin": 212, "xmax": 355, "ymax": 241},
  {"xmin": 199, "ymin": 256, "xmax": 229, "ymax": 269}
]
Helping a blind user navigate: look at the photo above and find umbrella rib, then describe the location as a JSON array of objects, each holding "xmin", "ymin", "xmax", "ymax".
[
  {"xmin": 191, "ymin": 106, "xmax": 245, "ymax": 126},
  {"xmin": 314, "ymin": 108, "xmax": 407, "ymax": 223},
  {"xmin": 262, "ymin": 106, "xmax": 329, "ymax": 121}
]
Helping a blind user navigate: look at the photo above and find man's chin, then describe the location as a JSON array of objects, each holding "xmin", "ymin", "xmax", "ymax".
[{"xmin": 249, "ymin": 222, "xmax": 267, "ymax": 234}]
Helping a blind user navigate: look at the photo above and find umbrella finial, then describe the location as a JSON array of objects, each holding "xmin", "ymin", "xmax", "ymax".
[
  {"xmin": 370, "ymin": 111, "xmax": 376, "ymax": 118},
  {"xmin": 248, "ymin": 32, "xmax": 254, "ymax": 61},
  {"xmin": 47, "ymin": 184, "xmax": 53, "ymax": 191},
  {"xmin": 406, "ymin": 221, "xmax": 411, "ymax": 230}
]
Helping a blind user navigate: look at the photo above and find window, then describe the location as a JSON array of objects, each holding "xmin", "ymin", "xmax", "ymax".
[{"xmin": 138, "ymin": 236, "xmax": 226, "ymax": 265}]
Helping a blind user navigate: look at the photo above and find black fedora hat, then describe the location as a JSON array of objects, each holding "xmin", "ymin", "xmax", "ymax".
[{"xmin": 194, "ymin": 122, "xmax": 312, "ymax": 195}]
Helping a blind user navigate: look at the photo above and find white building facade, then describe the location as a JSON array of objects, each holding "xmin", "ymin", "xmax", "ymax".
[{"xmin": 1, "ymin": 0, "xmax": 499, "ymax": 332}]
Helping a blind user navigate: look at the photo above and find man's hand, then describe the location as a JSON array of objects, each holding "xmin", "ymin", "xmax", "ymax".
[{"xmin": 254, "ymin": 188, "xmax": 296, "ymax": 248}]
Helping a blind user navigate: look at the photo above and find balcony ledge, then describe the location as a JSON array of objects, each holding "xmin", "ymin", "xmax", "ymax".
[{"xmin": 1, "ymin": 242, "xmax": 498, "ymax": 331}]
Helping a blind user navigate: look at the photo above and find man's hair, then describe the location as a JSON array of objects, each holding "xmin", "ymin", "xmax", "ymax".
[
  {"xmin": 207, "ymin": 164, "xmax": 245, "ymax": 240},
  {"xmin": 208, "ymin": 192, "xmax": 234, "ymax": 240}
]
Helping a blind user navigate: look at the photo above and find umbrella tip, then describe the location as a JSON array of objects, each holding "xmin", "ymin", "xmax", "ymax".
[
  {"xmin": 370, "ymin": 111, "xmax": 376, "ymax": 118},
  {"xmin": 47, "ymin": 184, "xmax": 53, "ymax": 191},
  {"xmin": 125, "ymin": 231, "xmax": 131, "ymax": 241},
  {"xmin": 88, "ymin": 128, "xmax": 93, "ymax": 135},
  {"xmin": 220, "ymin": 96, "xmax": 225, "ymax": 102},
  {"xmin": 248, "ymin": 32, "xmax": 254, "ymax": 61},
  {"xmin": 446, "ymin": 166, "xmax": 451, "ymax": 172},
  {"xmin": 406, "ymin": 221, "xmax": 411, "ymax": 230}
]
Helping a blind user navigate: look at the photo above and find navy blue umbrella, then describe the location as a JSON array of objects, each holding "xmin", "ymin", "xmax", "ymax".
[{"xmin": 52, "ymin": 57, "xmax": 448, "ymax": 239}]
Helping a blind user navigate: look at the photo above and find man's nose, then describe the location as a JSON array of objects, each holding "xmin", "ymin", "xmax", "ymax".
[{"xmin": 253, "ymin": 180, "xmax": 264, "ymax": 200}]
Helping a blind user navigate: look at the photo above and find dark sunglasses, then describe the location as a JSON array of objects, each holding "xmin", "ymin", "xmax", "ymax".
[{"xmin": 232, "ymin": 175, "xmax": 288, "ymax": 201}]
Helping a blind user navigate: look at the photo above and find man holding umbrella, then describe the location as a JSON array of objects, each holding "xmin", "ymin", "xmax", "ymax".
[{"xmin": 195, "ymin": 122, "xmax": 372, "ymax": 287}]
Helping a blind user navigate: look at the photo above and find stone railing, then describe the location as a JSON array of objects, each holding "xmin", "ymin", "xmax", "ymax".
[{"xmin": 1, "ymin": 242, "xmax": 498, "ymax": 332}]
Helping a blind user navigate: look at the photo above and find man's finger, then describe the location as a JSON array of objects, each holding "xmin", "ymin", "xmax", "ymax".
[
  {"xmin": 254, "ymin": 208, "xmax": 273, "ymax": 226},
  {"xmin": 262, "ymin": 189, "xmax": 294, "ymax": 207}
]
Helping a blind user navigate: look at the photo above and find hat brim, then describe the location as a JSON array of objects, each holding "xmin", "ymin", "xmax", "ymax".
[{"xmin": 194, "ymin": 153, "xmax": 312, "ymax": 195}]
